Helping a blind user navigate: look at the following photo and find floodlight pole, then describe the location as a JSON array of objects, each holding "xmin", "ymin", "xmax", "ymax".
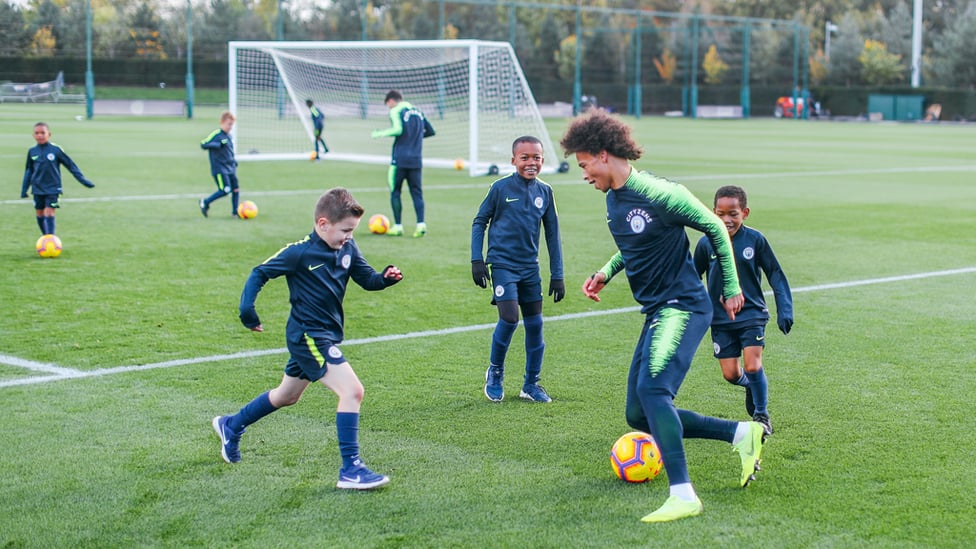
[
  {"xmin": 573, "ymin": 0, "xmax": 582, "ymax": 115},
  {"xmin": 438, "ymin": 0, "xmax": 444, "ymax": 39},
  {"xmin": 186, "ymin": 0, "xmax": 194, "ymax": 119},
  {"xmin": 911, "ymin": 0, "xmax": 922, "ymax": 87},
  {"xmin": 824, "ymin": 21, "xmax": 838, "ymax": 61},
  {"xmin": 277, "ymin": 0, "xmax": 284, "ymax": 41},
  {"xmin": 84, "ymin": 0, "xmax": 93, "ymax": 119}
]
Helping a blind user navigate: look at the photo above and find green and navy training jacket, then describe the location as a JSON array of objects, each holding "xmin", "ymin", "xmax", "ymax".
[
  {"xmin": 693, "ymin": 225, "xmax": 793, "ymax": 329},
  {"xmin": 21, "ymin": 142, "xmax": 93, "ymax": 196},
  {"xmin": 471, "ymin": 172, "xmax": 563, "ymax": 279},
  {"xmin": 310, "ymin": 106, "xmax": 324, "ymax": 129},
  {"xmin": 200, "ymin": 129, "xmax": 236, "ymax": 176},
  {"xmin": 597, "ymin": 169, "xmax": 740, "ymax": 316},
  {"xmin": 239, "ymin": 231, "xmax": 395, "ymax": 343},
  {"xmin": 373, "ymin": 101, "xmax": 435, "ymax": 169}
]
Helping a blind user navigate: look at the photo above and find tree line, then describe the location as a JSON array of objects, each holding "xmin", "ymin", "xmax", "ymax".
[{"xmin": 2, "ymin": 0, "xmax": 975, "ymax": 89}]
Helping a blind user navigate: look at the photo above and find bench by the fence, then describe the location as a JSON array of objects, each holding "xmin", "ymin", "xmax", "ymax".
[
  {"xmin": 93, "ymin": 99, "xmax": 185, "ymax": 117},
  {"xmin": 695, "ymin": 105, "xmax": 744, "ymax": 119},
  {"xmin": 0, "ymin": 81, "xmax": 61, "ymax": 103}
]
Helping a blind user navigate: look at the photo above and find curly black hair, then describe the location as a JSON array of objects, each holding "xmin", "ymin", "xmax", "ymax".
[
  {"xmin": 559, "ymin": 109, "xmax": 642, "ymax": 161},
  {"xmin": 714, "ymin": 185, "xmax": 748, "ymax": 208}
]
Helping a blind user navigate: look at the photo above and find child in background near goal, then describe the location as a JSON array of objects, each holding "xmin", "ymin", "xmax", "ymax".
[
  {"xmin": 371, "ymin": 90, "xmax": 435, "ymax": 237},
  {"xmin": 471, "ymin": 136, "xmax": 565, "ymax": 403},
  {"xmin": 212, "ymin": 187, "xmax": 403, "ymax": 490},
  {"xmin": 693, "ymin": 185, "xmax": 793, "ymax": 436},
  {"xmin": 306, "ymin": 99, "xmax": 329, "ymax": 160},
  {"xmin": 21, "ymin": 122, "xmax": 95, "ymax": 236},
  {"xmin": 198, "ymin": 111, "xmax": 240, "ymax": 218},
  {"xmin": 561, "ymin": 110, "xmax": 765, "ymax": 523}
]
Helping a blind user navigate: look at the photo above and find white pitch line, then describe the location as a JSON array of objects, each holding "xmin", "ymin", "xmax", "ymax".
[
  {"xmin": 0, "ymin": 354, "xmax": 82, "ymax": 376},
  {"xmin": 1, "ymin": 266, "xmax": 974, "ymax": 389}
]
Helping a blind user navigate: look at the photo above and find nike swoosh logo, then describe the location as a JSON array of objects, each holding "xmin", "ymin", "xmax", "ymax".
[
  {"xmin": 710, "ymin": 255, "xmax": 717, "ymax": 260},
  {"xmin": 340, "ymin": 475, "xmax": 361, "ymax": 482},
  {"xmin": 505, "ymin": 197, "xmax": 518, "ymax": 202},
  {"xmin": 308, "ymin": 264, "xmax": 325, "ymax": 271},
  {"xmin": 756, "ymin": 336, "xmax": 765, "ymax": 341}
]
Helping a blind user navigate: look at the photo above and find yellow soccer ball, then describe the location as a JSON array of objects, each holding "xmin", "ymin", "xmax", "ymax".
[
  {"xmin": 237, "ymin": 200, "xmax": 258, "ymax": 219},
  {"xmin": 36, "ymin": 234, "xmax": 62, "ymax": 258},
  {"xmin": 454, "ymin": 158, "xmax": 465, "ymax": 171},
  {"xmin": 610, "ymin": 431, "xmax": 663, "ymax": 483},
  {"xmin": 368, "ymin": 213, "xmax": 390, "ymax": 234}
]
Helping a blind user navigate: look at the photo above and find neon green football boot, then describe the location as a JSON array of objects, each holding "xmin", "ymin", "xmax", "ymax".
[
  {"xmin": 733, "ymin": 421, "xmax": 765, "ymax": 487},
  {"xmin": 640, "ymin": 495, "xmax": 703, "ymax": 523}
]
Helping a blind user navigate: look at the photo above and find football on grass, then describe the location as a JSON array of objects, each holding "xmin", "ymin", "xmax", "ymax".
[
  {"xmin": 610, "ymin": 431, "xmax": 663, "ymax": 483},
  {"xmin": 237, "ymin": 200, "xmax": 258, "ymax": 219},
  {"xmin": 36, "ymin": 234, "xmax": 62, "ymax": 258},
  {"xmin": 368, "ymin": 214, "xmax": 390, "ymax": 234}
]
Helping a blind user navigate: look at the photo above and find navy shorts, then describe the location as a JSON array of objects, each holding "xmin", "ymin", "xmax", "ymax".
[
  {"xmin": 489, "ymin": 265, "xmax": 542, "ymax": 305},
  {"xmin": 710, "ymin": 325, "xmax": 766, "ymax": 359},
  {"xmin": 32, "ymin": 194, "xmax": 60, "ymax": 210},
  {"xmin": 213, "ymin": 173, "xmax": 239, "ymax": 193},
  {"xmin": 284, "ymin": 334, "xmax": 347, "ymax": 382}
]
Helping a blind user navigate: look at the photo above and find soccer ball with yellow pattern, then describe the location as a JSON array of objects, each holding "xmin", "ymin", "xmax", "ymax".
[
  {"xmin": 610, "ymin": 431, "xmax": 663, "ymax": 483},
  {"xmin": 36, "ymin": 234, "xmax": 62, "ymax": 258},
  {"xmin": 237, "ymin": 200, "xmax": 258, "ymax": 219},
  {"xmin": 368, "ymin": 214, "xmax": 390, "ymax": 234}
]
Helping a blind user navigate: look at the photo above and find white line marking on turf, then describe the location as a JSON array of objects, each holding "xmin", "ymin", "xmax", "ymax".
[
  {"xmin": 0, "ymin": 354, "xmax": 82, "ymax": 376},
  {"xmin": 2, "ymin": 266, "xmax": 974, "ymax": 389}
]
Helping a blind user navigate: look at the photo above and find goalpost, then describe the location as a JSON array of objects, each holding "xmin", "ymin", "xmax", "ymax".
[{"xmin": 229, "ymin": 40, "xmax": 559, "ymax": 176}]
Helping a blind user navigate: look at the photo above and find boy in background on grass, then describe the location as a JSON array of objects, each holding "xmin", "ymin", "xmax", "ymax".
[
  {"xmin": 371, "ymin": 90, "xmax": 435, "ymax": 238},
  {"xmin": 21, "ymin": 122, "xmax": 95, "ymax": 236},
  {"xmin": 212, "ymin": 187, "xmax": 403, "ymax": 490},
  {"xmin": 198, "ymin": 111, "xmax": 240, "ymax": 218},
  {"xmin": 471, "ymin": 135, "xmax": 564, "ymax": 403},
  {"xmin": 693, "ymin": 185, "xmax": 793, "ymax": 436},
  {"xmin": 306, "ymin": 99, "xmax": 329, "ymax": 160}
]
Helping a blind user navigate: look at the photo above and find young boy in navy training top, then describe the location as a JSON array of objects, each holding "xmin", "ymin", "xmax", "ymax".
[
  {"xmin": 21, "ymin": 122, "xmax": 95, "ymax": 236},
  {"xmin": 371, "ymin": 90, "xmax": 435, "ymax": 238},
  {"xmin": 306, "ymin": 99, "xmax": 329, "ymax": 160},
  {"xmin": 693, "ymin": 185, "xmax": 793, "ymax": 436},
  {"xmin": 212, "ymin": 187, "xmax": 404, "ymax": 490},
  {"xmin": 471, "ymin": 136, "xmax": 564, "ymax": 403},
  {"xmin": 198, "ymin": 111, "xmax": 240, "ymax": 218},
  {"xmin": 561, "ymin": 110, "xmax": 765, "ymax": 523}
]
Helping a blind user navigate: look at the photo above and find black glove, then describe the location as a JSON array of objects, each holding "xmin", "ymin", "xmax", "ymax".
[
  {"xmin": 548, "ymin": 278, "xmax": 565, "ymax": 303},
  {"xmin": 471, "ymin": 260, "xmax": 489, "ymax": 288},
  {"xmin": 21, "ymin": 193, "xmax": 28, "ymax": 199},
  {"xmin": 778, "ymin": 316, "xmax": 793, "ymax": 335},
  {"xmin": 239, "ymin": 307, "xmax": 261, "ymax": 330}
]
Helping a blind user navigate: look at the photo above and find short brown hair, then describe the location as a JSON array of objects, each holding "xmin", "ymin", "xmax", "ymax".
[
  {"xmin": 315, "ymin": 188, "xmax": 364, "ymax": 223},
  {"xmin": 220, "ymin": 111, "xmax": 236, "ymax": 123},
  {"xmin": 559, "ymin": 109, "xmax": 642, "ymax": 161}
]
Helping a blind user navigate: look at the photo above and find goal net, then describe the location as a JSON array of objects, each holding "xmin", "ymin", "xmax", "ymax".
[{"xmin": 229, "ymin": 40, "xmax": 557, "ymax": 176}]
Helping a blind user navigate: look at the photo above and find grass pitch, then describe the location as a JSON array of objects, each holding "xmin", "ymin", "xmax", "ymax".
[{"xmin": 1, "ymin": 104, "xmax": 975, "ymax": 548}]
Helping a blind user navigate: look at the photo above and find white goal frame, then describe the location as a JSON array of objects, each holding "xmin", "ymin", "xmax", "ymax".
[{"xmin": 228, "ymin": 40, "xmax": 557, "ymax": 176}]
